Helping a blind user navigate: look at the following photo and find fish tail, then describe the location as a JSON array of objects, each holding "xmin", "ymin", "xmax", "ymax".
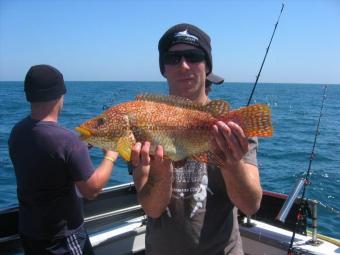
[{"xmin": 226, "ymin": 104, "xmax": 273, "ymax": 137}]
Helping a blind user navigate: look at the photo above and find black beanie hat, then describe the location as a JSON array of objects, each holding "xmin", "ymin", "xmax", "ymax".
[
  {"xmin": 158, "ymin": 23, "xmax": 212, "ymax": 77},
  {"xmin": 24, "ymin": 64, "xmax": 66, "ymax": 102}
]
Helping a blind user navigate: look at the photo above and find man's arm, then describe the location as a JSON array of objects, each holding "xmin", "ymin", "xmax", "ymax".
[
  {"xmin": 76, "ymin": 150, "xmax": 118, "ymax": 200},
  {"xmin": 220, "ymin": 161, "xmax": 262, "ymax": 215},
  {"xmin": 131, "ymin": 142, "xmax": 173, "ymax": 218},
  {"xmin": 212, "ymin": 121, "xmax": 262, "ymax": 215}
]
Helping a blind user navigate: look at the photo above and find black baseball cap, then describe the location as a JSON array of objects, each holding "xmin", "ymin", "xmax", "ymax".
[
  {"xmin": 24, "ymin": 64, "xmax": 66, "ymax": 102},
  {"xmin": 207, "ymin": 73, "xmax": 224, "ymax": 85}
]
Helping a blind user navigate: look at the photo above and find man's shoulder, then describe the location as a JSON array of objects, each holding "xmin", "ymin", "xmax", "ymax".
[
  {"xmin": 53, "ymin": 125, "xmax": 83, "ymax": 146},
  {"xmin": 11, "ymin": 116, "xmax": 30, "ymax": 128},
  {"xmin": 35, "ymin": 122, "xmax": 82, "ymax": 146},
  {"xmin": 9, "ymin": 116, "xmax": 32, "ymax": 139},
  {"xmin": 54, "ymin": 124, "xmax": 77, "ymax": 137},
  {"xmin": 38, "ymin": 121, "xmax": 76, "ymax": 137}
]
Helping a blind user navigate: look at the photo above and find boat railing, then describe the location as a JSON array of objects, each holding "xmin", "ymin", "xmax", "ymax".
[{"xmin": 239, "ymin": 190, "xmax": 311, "ymax": 236}]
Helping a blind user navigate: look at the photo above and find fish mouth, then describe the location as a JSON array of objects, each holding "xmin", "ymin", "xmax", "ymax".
[{"xmin": 75, "ymin": 126, "xmax": 92, "ymax": 140}]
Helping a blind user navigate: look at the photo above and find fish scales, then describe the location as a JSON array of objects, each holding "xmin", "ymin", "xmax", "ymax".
[
  {"xmin": 75, "ymin": 94, "xmax": 273, "ymax": 164},
  {"xmin": 118, "ymin": 100, "xmax": 215, "ymax": 161}
]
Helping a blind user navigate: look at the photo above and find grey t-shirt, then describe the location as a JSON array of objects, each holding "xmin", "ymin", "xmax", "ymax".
[{"xmin": 145, "ymin": 138, "xmax": 258, "ymax": 255}]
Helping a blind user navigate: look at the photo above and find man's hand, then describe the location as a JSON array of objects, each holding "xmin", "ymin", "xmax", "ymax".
[
  {"xmin": 131, "ymin": 141, "xmax": 173, "ymax": 218},
  {"xmin": 211, "ymin": 120, "xmax": 262, "ymax": 215},
  {"xmin": 76, "ymin": 149, "xmax": 118, "ymax": 200},
  {"xmin": 212, "ymin": 121, "xmax": 249, "ymax": 167},
  {"xmin": 131, "ymin": 142, "xmax": 172, "ymax": 183}
]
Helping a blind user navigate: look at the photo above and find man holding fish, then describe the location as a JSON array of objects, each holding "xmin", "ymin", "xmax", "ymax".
[
  {"xmin": 131, "ymin": 23, "xmax": 263, "ymax": 255},
  {"xmin": 75, "ymin": 23, "xmax": 272, "ymax": 254}
]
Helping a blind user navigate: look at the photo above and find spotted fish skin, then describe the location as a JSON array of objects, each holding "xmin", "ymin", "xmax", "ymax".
[{"xmin": 75, "ymin": 94, "xmax": 273, "ymax": 163}]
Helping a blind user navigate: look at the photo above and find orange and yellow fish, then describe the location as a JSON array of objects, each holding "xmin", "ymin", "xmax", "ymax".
[{"xmin": 75, "ymin": 94, "xmax": 273, "ymax": 164}]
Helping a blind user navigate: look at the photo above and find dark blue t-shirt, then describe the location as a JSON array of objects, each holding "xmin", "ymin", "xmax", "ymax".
[{"xmin": 8, "ymin": 116, "xmax": 95, "ymax": 239}]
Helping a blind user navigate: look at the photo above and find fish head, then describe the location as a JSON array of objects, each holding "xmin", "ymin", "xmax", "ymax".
[{"xmin": 75, "ymin": 108, "xmax": 130, "ymax": 152}]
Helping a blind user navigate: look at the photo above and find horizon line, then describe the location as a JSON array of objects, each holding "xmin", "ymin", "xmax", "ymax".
[{"xmin": 1, "ymin": 81, "xmax": 339, "ymax": 86}]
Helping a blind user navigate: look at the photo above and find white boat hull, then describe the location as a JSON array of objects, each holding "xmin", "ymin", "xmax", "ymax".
[
  {"xmin": 88, "ymin": 215, "xmax": 340, "ymax": 255},
  {"xmin": 1, "ymin": 183, "xmax": 339, "ymax": 255}
]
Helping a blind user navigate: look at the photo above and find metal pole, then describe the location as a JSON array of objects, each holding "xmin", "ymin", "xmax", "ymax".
[{"xmin": 276, "ymin": 178, "xmax": 305, "ymax": 222}]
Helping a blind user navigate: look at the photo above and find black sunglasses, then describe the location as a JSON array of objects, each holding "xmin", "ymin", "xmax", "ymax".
[{"xmin": 163, "ymin": 49, "xmax": 205, "ymax": 65}]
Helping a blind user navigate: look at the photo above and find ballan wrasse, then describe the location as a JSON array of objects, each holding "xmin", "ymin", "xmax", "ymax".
[{"xmin": 75, "ymin": 94, "xmax": 273, "ymax": 165}]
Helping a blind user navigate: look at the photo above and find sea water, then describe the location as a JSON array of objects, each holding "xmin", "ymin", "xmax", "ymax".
[{"xmin": 1, "ymin": 81, "xmax": 339, "ymax": 239}]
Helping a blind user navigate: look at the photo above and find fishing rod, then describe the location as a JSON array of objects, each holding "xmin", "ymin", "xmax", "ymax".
[
  {"xmin": 274, "ymin": 86, "xmax": 328, "ymax": 254},
  {"xmin": 246, "ymin": 3, "xmax": 285, "ymax": 106}
]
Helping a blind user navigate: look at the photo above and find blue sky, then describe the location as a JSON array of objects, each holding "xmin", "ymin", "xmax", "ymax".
[{"xmin": 0, "ymin": 0, "xmax": 339, "ymax": 84}]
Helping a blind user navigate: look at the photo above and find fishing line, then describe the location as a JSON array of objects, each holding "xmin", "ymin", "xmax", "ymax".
[
  {"xmin": 246, "ymin": 3, "xmax": 285, "ymax": 106},
  {"xmin": 287, "ymin": 85, "xmax": 328, "ymax": 254},
  {"xmin": 318, "ymin": 201, "xmax": 340, "ymax": 216}
]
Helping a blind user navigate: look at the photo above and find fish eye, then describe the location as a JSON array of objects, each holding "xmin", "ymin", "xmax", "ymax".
[{"xmin": 97, "ymin": 118, "xmax": 105, "ymax": 126}]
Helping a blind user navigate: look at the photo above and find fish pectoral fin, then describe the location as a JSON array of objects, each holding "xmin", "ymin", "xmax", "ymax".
[
  {"xmin": 150, "ymin": 135, "xmax": 179, "ymax": 161},
  {"xmin": 117, "ymin": 133, "xmax": 136, "ymax": 161}
]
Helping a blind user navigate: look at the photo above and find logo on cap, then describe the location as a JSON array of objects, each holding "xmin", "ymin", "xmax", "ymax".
[{"xmin": 173, "ymin": 29, "xmax": 199, "ymax": 45}]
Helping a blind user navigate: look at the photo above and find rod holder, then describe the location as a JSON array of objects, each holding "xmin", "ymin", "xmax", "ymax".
[
  {"xmin": 306, "ymin": 199, "xmax": 322, "ymax": 246},
  {"xmin": 311, "ymin": 200, "xmax": 318, "ymax": 242},
  {"xmin": 242, "ymin": 215, "xmax": 255, "ymax": 228},
  {"xmin": 276, "ymin": 178, "xmax": 305, "ymax": 222}
]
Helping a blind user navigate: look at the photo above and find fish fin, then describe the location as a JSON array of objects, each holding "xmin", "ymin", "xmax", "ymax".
[
  {"xmin": 136, "ymin": 93, "xmax": 198, "ymax": 109},
  {"xmin": 173, "ymin": 159, "xmax": 187, "ymax": 168},
  {"xmin": 136, "ymin": 93, "xmax": 212, "ymax": 112},
  {"xmin": 192, "ymin": 153, "xmax": 209, "ymax": 163},
  {"xmin": 202, "ymin": 100, "xmax": 229, "ymax": 117},
  {"xmin": 228, "ymin": 104, "xmax": 273, "ymax": 137},
  {"xmin": 117, "ymin": 133, "xmax": 136, "ymax": 161},
  {"xmin": 192, "ymin": 151, "xmax": 225, "ymax": 167}
]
